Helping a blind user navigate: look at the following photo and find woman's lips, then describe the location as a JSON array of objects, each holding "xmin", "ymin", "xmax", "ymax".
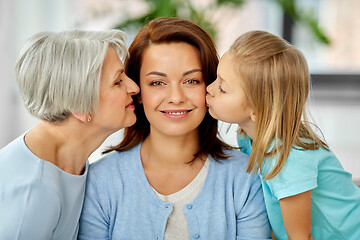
[{"xmin": 160, "ymin": 109, "xmax": 192, "ymax": 119}]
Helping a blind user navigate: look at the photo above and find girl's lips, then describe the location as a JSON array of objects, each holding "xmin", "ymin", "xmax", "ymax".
[
  {"xmin": 205, "ymin": 99, "xmax": 210, "ymax": 107},
  {"xmin": 205, "ymin": 96, "xmax": 210, "ymax": 107}
]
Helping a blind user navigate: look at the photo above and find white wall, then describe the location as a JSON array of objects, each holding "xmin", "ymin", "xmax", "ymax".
[{"xmin": 0, "ymin": 0, "xmax": 75, "ymax": 147}]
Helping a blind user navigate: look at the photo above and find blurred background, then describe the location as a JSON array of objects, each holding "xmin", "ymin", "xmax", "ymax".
[{"xmin": 1, "ymin": 0, "xmax": 359, "ymax": 182}]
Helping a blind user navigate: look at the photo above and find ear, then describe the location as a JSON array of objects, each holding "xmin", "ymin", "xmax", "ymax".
[
  {"xmin": 250, "ymin": 111, "xmax": 256, "ymax": 122},
  {"xmin": 72, "ymin": 113, "xmax": 89, "ymax": 123}
]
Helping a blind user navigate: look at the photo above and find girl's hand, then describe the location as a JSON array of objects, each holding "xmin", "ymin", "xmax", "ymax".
[{"xmin": 279, "ymin": 190, "xmax": 314, "ymax": 240}]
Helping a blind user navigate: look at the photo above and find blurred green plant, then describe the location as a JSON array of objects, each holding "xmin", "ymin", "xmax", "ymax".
[
  {"xmin": 115, "ymin": 0, "xmax": 330, "ymax": 45},
  {"xmin": 274, "ymin": 0, "xmax": 330, "ymax": 44}
]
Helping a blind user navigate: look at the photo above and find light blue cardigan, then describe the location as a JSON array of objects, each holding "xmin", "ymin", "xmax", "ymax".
[{"xmin": 78, "ymin": 143, "xmax": 272, "ymax": 240}]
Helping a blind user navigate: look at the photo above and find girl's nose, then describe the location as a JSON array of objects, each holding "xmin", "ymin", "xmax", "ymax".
[{"xmin": 206, "ymin": 81, "xmax": 215, "ymax": 96}]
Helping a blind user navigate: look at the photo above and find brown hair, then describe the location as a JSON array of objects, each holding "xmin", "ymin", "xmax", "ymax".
[
  {"xmin": 230, "ymin": 30, "xmax": 328, "ymax": 179},
  {"xmin": 106, "ymin": 17, "xmax": 233, "ymax": 160}
]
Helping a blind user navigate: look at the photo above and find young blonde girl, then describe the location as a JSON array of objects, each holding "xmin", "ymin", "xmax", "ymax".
[{"xmin": 206, "ymin": 30, "xmax": 360, "ymax": 240}]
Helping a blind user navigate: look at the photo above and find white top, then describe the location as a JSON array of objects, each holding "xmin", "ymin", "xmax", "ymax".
[
  {"xmin": 153, "ymin": 158, "xmax": 209, "ymax": 240},
  {"xmin": 0, "ymin": 132, "xmax": 88, "ymax": 240}
]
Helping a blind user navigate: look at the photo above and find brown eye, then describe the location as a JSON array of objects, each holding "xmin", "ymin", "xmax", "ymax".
[
  {"xmin": 150, "ymin": 81, "xmax": 165, "ymax": 86},
  {"xmin": 185, "ymin": 79, "xmax": 200, "ymax": 85}
]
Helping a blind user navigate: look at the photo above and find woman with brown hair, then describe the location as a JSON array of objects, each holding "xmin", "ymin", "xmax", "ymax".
[{"xmin": 78, "ymin": 17, "xmax": 271, "ymax": 240}]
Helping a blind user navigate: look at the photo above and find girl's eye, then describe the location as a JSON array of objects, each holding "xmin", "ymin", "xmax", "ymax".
[
  {"xmin": 185, "ymin": 79, "xmax": 200, "ymax": 85},
  {"xmin": 219, "ymin": 85, "xmax": 226, "ymax": 93},
  {"xmin": 150, "ymin": 81, "xmax": 165, "ymax": 86}
]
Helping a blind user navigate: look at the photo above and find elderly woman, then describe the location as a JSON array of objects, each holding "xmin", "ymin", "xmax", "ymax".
[{"xmin": 0, "ymin": 29, "xmax": 139, "ymax": 239}]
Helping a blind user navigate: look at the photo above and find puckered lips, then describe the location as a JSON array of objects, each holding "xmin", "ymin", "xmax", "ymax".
[
  {"xmin": 205, "ymin": 95, "xmax": 211, "ymax": 107},
  {"xmin": 160, "ymin": 109, "xmax": 192, "ymax": 120},
  {"xmin": 125, "ymin": 100, "xmax": 135, "ymax": 109}
]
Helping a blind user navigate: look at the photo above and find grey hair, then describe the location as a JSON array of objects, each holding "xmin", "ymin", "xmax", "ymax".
[{"xmin": 15, "ymin": 29, "xmax": 128, "ymax": 123}]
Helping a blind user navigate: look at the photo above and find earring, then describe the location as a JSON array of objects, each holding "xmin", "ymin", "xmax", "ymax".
[{"xmin": 87, "ymin": 118, "xmax": 91, "ymax": 122}]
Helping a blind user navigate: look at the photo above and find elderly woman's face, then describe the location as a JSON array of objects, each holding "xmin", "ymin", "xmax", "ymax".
[
  {"xmin": 92, "ymin": 47, "xmax": 139, "ymax": 132},
  {"xmin": 139, "ymin": 42, "xmax": 207, "ymax": 138}
]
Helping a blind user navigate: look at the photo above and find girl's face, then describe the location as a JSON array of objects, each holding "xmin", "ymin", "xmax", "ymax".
[
  {"xmin": 206, "ymin": 52, "xmax": 256, "ymax": 137},
  {"xmin": 92, "ymin": 47, "xmax": 140, "ymax": 132},
  {"xmin": 139, "ymin": 42, "xmax": 207, "ymax": 138}
]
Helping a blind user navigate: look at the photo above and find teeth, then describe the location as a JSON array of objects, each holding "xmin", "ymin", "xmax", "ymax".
[{"xmin": 168, "ymin": 111, "xmax": 186, "ymax": 115}]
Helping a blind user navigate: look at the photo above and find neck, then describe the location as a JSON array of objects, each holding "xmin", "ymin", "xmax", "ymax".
[
  {"xmin": 240, "ymin": 121, "xmax": 256, "ymax": 140},
  {"xmin": 140, "ymin": 128, "xmax": 207, "ymax": 195},
  {"xmin": 141, "ymin": 129, "xmax": 202, "ymax": 169},
  {"xmin": 25, "ymin": 119, "xmax": 110, "ymax": 175}
]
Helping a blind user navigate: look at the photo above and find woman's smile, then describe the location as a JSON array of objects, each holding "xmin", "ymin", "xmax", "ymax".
[
  {"xmin": 160, "ymin": 109, "xmax": 192, "ymax": 119},
  {"xmin": 139, "ymin": 42, "xmax": 206, "ymax": 137}
]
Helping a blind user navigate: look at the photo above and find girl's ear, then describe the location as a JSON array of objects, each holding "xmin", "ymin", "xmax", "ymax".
[
  {"xmin": 250, "ymin": 111, "xmax": 256, "ymax": 122},
  {"xmin": 72, "ymin": 113, "xmax": 91, "ymax": 123}
]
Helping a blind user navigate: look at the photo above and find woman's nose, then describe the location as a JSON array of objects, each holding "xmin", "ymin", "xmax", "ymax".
[{"xmin": 168, "ymin": 85, "xmax": 185, "ymax": 104}]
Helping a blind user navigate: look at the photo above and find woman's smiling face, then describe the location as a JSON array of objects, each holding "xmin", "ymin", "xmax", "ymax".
[{"xmin": 139, "ymin": 42, "xmax": 207, "ymax": 137}]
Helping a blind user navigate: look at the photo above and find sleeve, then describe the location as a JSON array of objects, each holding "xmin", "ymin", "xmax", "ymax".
[
  {"xmin": 265, "ymin": 149, "xmax": 318, "ymax": 200},
  {"xmin": 78, "ymin": 168, "xmax": 110, "ymax": 240},
  {"xmin": 0, "ymin": 183, "xmax": 61, "ymax": 240},
  {"xmin": 235, "ymin": 173, "xmax": 272, "ymax": 240}
]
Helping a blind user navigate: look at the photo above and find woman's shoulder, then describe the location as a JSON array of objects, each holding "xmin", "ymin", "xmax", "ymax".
[
  {"xmin": 208, "ymin": 149, "xmax": 262, "ymax": 200},
  {"xmin": 89, "ymin": 144, "xmax": 141, "ymax": 176},
  {"xmin": 216, "ymin": 148, "xmax": 250, "ymax": 166},
  {"xmin": 210, "ymin": 148, "xmax": 254, "ymax": 179},
  {"xmin": 0, "ymin": 133, "xmax": 49, "ymax": 183}
]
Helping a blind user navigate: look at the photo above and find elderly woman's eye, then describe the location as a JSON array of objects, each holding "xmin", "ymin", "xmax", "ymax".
[{"xmin": 114, "ymin": 80, "xmax": 122, "ymax": 86}]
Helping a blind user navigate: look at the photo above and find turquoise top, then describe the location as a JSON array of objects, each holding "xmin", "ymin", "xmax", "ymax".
[
  {"xmin": 0, "ymin": 133, "xmax": 88, "ymax": 240},
  {"xmin": 238, "ymin": 135, "xmax": 360, "ymax": 240}
]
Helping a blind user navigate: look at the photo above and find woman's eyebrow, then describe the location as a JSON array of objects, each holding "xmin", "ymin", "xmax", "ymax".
[
  {"xmin": 183, "ymin": 68, "xmax": 202, "ymax": 76},
  {"xmin": 145, "ymin": 69, "xmax": 202, "ymax": 77},
  {"xmin": 146, "ymin": 71, "xmax": 167, "ymax": 77}
]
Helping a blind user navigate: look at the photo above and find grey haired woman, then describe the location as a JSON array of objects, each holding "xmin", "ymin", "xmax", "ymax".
[{"xmin": 0, "ymin": 29, "xmax": 139, "ymax": 240}]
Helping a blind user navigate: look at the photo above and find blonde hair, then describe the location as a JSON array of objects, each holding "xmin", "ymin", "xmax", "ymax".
[
  {"xmin": 15, "ymin": 29, "xmax": 128, "ymax": 122},
  {"xmin": 229, "ymin": 30, "xmax": 328, "ymax": 180}
]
